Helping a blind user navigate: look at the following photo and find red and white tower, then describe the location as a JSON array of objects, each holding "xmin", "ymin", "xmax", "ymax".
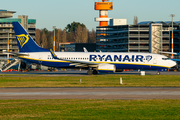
[{"xmin": 94, "ymin": 0, "xmax": 113, "ymax": 26}]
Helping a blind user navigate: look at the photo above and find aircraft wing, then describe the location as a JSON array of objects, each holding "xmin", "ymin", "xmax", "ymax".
[
  {"xmin": 50, "ymin": 49, "xmax": 98, "ymax": 67},
  {"xmin": 159, "ymin": 51, "xmax": 179, "ymax": 55}
]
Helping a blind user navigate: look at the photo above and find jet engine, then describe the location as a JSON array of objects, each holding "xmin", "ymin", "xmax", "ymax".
[{"xmin": 97, "ymin": 64, "xmax": 116, "ymax": 73}]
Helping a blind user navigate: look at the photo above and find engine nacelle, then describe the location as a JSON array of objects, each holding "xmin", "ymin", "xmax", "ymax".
[{"xmin": 98, "ymin": 64, "xmax": 116, "ymax": 73}]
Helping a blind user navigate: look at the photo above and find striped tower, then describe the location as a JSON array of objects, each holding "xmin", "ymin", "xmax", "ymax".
[
  {"xmin": 53, "ymin": 26, "xmax": 56, "ymax": 51},
  {"xmin": 171, "ymin": 32, "xmax": 174, "ymax": 58},
  {"xmin": 95, "ymin": 0, "xmax": 113, "ymax": 27},
  {"xmin": 170, "ymin": 14, "xmax": 175, "ymax": 59}
]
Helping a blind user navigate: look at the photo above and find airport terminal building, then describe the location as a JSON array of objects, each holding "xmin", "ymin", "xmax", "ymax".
[
  {"xmin": 96, "ymin": 21, "xmax": 180, "ymax": 54},
  {"xmin": 0, "ymin": 10, "xmax": 36, "ymax": 64}
]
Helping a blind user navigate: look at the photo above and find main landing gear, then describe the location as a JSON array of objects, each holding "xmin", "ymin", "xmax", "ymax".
[{"xmin": 87, "ymin": 69, "xmax": 98, "ymax": 75}]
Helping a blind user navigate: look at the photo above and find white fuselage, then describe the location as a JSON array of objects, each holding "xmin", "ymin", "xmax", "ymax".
[{"xmin": 19, "ymin": 52, "xmax": 176, "ymax": 70}]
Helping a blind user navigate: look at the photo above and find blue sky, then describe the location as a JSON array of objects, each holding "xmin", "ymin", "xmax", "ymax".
[{"xmin": 1, "ymin": 0, "xmax": 180, "ymax": 31}]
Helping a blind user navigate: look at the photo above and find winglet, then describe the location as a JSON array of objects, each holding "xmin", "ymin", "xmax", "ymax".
[
  {"xmin": 83, "ymin": 47, "xmax": 88, "ymax": 52},
  {"xmin": 50, "ymin": 49, "xmax": 58, "ymax": 59}
]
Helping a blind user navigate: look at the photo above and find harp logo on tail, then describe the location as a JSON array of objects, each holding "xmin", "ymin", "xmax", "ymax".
[{"xmin": 16, "ymin": 34, "xmax": 29, "ymax": 48}]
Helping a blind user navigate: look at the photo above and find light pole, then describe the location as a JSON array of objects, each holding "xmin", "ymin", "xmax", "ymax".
[
  {"xmin": 53, "ymin": 26, "xmax": 56, "ymax": 51},
  {"xmin": 169, "ymin": 14, "xmax": 175, "ymax": 58},
  {"xmin": 7, "ymin": 31, "xmax": 9, "ymax": 63}
]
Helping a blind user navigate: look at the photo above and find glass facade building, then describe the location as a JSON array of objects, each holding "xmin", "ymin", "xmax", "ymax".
[{"xmin": 96, "ymin": 21, "xmax": 180, "ymax": 54}]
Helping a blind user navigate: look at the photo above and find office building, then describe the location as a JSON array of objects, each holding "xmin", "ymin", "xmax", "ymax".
[
  {"xmin": 96, "ymin": 21, "xmax": 180, "ymax": 54},
  {"xmin": 0, "ymin": 10, "xmax": 36, "ymax": 64},
  {"xmin": 59, "ymin": 42, "xmax": 96, "ymax": 52}
]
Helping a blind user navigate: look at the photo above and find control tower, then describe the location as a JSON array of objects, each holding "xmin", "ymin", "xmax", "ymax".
[{"xmin": 94, "ymin": 0, "xmax": 113, "ymax": 26}]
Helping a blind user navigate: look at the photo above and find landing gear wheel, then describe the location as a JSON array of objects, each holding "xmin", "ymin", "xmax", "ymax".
[
  {"xmin": 157, "ymin": 71, "xmax": 160, "ymax": 75},
  {"xmin": 87, "ymin": 70, "xmax": 93, "ymax": 75},
  {"xmin": 93, "ymin": 70, "xmax": 98, "ymax": 75}
]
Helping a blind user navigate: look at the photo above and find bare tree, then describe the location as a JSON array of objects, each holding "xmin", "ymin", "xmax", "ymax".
[
  {"xmin": 62, "ymin": 29, "xmax": 67, "ymax": 43},
  {"xmin": 133, "ymin": 16, "xmax": 138, "ymax": 25},
  {"xmin": 88, "ymin": 29, "xmax": 96, "ymax": 43},
  {"xmin": 36, "ymin": 22, "xmax": 96, "ymax": 45},
  {"xmin": 74, "ymin": 25, "xmax": 88, "ymax": 43},
  {"xmin": 41, "ymin": 31, "xmax": 48, "ymax": 49},
  {"xmin": 35, "ymin": 29, "xmax": 41, "ymax": 46},
  {"xmin": 57, "ymin": 29, "xmax": 62, "ymax": 42},
  {"xmin": 81, "ymin": 27, "xmax": 88, "ymax": 43},
  {"xmin": 74, "ymin": 25, "xmax": 82, "ymax": 43},
  {"xmin": 67, "ymin": 32, "xmax": 75, "ymax": 42},
  {"xmin": 55, "ymin": 29, "xmax": 62, "ymax": 51},
  {"xmin": 47, "ymin": 31, "xmax": 53, "ymax": 49}
]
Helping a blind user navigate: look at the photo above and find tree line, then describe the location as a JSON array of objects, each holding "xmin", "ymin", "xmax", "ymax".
[{"xmin": 35, "ymin": 22, "xmax": 96, "ymax": 51}]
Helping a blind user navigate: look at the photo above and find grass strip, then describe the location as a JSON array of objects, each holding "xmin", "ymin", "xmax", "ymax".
[
  {"xmin": 0, "ymin": 99, "xmax": 180, "ymax": 120},
  {"xmin": 0, "ymin": 75, "xmax": 180, "ymax": 87}
]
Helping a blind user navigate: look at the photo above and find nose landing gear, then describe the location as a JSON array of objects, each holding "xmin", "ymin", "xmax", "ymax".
[{"xmin": 157, "ymin": 71, "xmax": 161, "ymax": 75}]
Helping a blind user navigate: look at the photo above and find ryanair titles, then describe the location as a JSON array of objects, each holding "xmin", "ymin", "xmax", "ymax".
[{"xmin": 89, "ymin": 55, "xmax": 152, "ymax": 62}]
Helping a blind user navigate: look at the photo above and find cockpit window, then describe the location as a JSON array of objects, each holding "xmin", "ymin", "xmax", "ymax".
[{"xmin": 162, "ymin": 58, "xmax": 168, "ymax": 60}]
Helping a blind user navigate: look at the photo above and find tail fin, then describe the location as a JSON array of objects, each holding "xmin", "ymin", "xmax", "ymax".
[{"xmin": 12, "ymin": 22, "xmax": 49, "ymax": 52}]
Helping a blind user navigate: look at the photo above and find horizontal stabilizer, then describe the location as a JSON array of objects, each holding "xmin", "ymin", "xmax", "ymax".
[
  {"xmin": 0, "ymin": 57, "xmax": 14, "ymax": 60},
  {"xmin": 3, "ymin": 52, "xmax": 29, "ymax": 56}
]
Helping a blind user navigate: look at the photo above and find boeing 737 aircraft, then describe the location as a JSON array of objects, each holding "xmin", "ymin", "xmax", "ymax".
[{"xmin": 8, "ymin": 22, "xmax": 176, "ymax": 74}]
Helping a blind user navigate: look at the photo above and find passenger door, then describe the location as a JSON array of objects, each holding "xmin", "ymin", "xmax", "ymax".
[
  {"xmin": 39, "ymin": 55, "xmax": 42, "ymax": 64},
  {"xmin": 153, "ymin": 57, "xmax": 157, "ymax": 64}
]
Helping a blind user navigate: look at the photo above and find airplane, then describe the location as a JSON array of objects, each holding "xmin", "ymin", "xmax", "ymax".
[{"xmin": 7, "ymin": 22, "xmax": 176, "ymax": 75}]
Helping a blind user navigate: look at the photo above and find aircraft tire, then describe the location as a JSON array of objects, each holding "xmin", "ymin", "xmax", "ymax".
[
  {"xmin": 92, "ymin": 70, "xmax": 98, "ymax": 75},
  {"xmin": 157, "ymin": 71, "xmax": 160, "ymax": 75},
  {"xmin": 87, "ymin": 70, "xmax": 93, "ymax": 75}
]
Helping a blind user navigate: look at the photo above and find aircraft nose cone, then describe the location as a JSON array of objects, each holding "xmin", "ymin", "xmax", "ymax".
[{"xmin": 171, "ymin": 61, "xmax": 177, "ymax": 67}]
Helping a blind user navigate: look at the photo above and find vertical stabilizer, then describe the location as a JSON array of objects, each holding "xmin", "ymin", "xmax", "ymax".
[{"xmin": 12, "ymin": 22, "xmax": 49, "ymax": 52}]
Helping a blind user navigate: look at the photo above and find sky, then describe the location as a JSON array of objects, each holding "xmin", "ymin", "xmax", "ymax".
[{"xmin": 1, "ymin": 0, "xmax": 180, "ymax": 31}]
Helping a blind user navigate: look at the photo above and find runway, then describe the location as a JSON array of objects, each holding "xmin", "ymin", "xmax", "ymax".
[{"xmin": 1, "ymin": 87, "xmax": 180, "ymax": 100}]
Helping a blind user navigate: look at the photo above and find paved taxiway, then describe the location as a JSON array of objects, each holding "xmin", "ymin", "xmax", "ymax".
[
  {"xmin": 0, "ymin": 70, "xmax": 180, "ymax": 76},
  {"xmin": 1, "ymin": 87, "xmax": 180, "ymax": 100}
]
